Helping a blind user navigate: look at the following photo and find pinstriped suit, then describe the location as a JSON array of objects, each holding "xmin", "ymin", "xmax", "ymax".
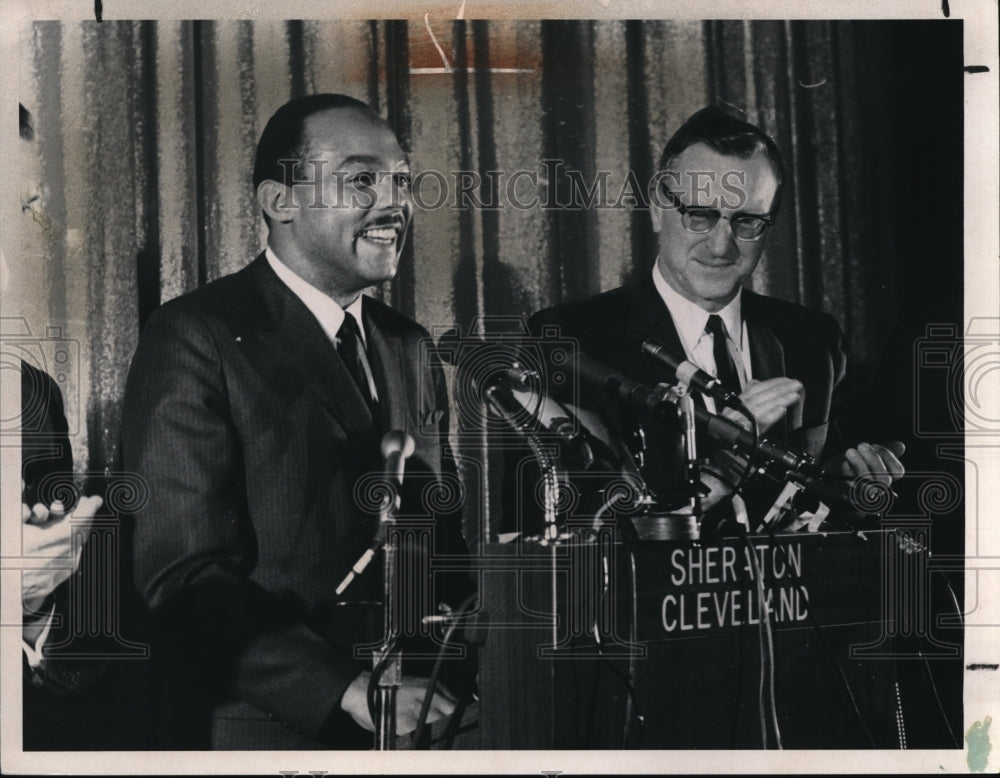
[{"xmin": 122, "ymin": 254, "xmax": 465, "ymax": 749}]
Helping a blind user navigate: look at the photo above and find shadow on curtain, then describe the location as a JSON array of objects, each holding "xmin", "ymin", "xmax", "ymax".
[{"xmin": 13, "ymin": 18, "xmax": 963, "ymax": 541}]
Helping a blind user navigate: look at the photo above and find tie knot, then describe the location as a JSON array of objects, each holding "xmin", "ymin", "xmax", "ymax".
[
  {"xmin": 338, "ymin": 313, "xmax": 363, "ymax": 343},
  {"xmin": 705, "ymin": 314, "xmax": 727, "ymax": 339}
]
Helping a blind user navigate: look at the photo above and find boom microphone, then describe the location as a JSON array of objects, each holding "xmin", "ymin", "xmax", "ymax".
[
  {"xmin": 485, "ymin": 382, "xmax": 595, "ymax": 470},
  {"xmin": 572, "ymin": 352, "xmax": 856, "ymax": 511},
  {"xmin": 573, "ymin": 352, "xmax": 672, "ymax": 416},
  {"xmin": 693, "ymin": 406, "xmax": 856, "ymax": 510},
  {"xmin": 434, "ymin": 329, "xmax": 534, "ymax": 396},
  {"xmin": 641, "ymin": 338, "xmax": 742, "ymax": 408},
  {"xmin": 435, "ymin": 330, "xmax": 594, "ymax": 467}
]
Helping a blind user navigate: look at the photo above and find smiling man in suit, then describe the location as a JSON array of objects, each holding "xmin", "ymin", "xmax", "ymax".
[
  {"xmin": 525, "ymin": 106, "xmax": 904, "ymax": 532},
  {"xmin": 122, "ymin": 94, "xmax": 466, "ymax": 749}
]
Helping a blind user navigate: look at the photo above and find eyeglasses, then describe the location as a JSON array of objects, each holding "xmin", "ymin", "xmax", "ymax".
[{"xmin": 659, "ymin": 188, "xmax": 775, "ymax": 242}]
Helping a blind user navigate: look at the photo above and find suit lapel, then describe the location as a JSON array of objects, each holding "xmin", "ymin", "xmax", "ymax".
[
  {"xmin": 743, "ymin": 290, "xmax": 799, "ymax": 439},
  {"xmin": 363, "ymin": 299, "xmax": 409, "ymax": 436},
  {"xmin": 626, "ymin": 282, "xmax": 800, "ymax": 441},
  {"xmin": 626, "ymin": 277, "xmax": 684, "ymax": 384},
  {"xmin": 237, "ymin": 255, "xmax": 376, "ymax": 435}
]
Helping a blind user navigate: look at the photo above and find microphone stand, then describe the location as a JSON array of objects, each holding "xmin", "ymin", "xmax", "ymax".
[
  {"xmin": 373, "ymin": 482, "xmax": 401, "ymax": 750},
  {"xmin": 335, "ymin": 431, "xmax": 414, "ymax": 750},
  {"xmin": 649, "ymin": 380, "xmax": 704, "ymax": 530},
  {"xmin": 484, "ymin": 380, "xmax": 570, "ymax": 545},
  {"xmin": 671, "ymin": 380, "xmax": 703, "ymax": 519}
]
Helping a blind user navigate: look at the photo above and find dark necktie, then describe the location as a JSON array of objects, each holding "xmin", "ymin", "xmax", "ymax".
[
  {"xmin": 337, "ymin": 314, "xmax": 378, "ymax": 412},
  {"xmin": 705, "ymin": 314, "xmax": 741, "ymax": 396}
]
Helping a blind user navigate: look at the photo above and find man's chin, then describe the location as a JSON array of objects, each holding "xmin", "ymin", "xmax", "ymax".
[
  {"xmin": 359, "ymin": 256, "xmax": 401, "ymax": 286},
  {"xmin": 691, "ymin": 284, "xmax": 742, "ymax": 309}
]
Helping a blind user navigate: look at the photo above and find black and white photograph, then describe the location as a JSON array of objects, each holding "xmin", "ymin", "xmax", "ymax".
[{"xmin": 1, "ymin": 0, "xmax": 997, "ymax": 773}]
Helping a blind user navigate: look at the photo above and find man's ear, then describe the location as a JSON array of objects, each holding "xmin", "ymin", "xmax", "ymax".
[
  {"xmin": 257, "ymin": 180, "xmax": 296, "ymax": 224},
  {"xmin": 649, "ymin": 202, "xmax": 663, "ymax": 234},
  {"xmin": 648, "ymin": 176, "xmax": 664, "ymax": 234}
]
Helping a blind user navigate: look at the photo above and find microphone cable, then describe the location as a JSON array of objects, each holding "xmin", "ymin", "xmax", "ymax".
[
  {"xmin": 915, "ymin": 636, "xmax": 961, "ymax": 748},
  {"xmin": 738, "ymin": 528, "xmax": 782, "ymax": 749},
  {"xmin": 585, "ymin": 524, "xmax": 646, "ymax": 749},
  {"xmin": 907, "ymin": 561, "xmax": 963, "ymax": 748},
  {"xmin": 759, "ymin": 522, "xmax": 878, "ymax": 747},
  {"xmin": 410, "ymin": 591, "xmax": 479, "ymax": 749},
  {"xmin": 624, "ymin": 541, "xmax": 645, "ymax": 748},
  {"xmin": 367, "ymin": 634, "xmax": 400, "ymax": 732}
]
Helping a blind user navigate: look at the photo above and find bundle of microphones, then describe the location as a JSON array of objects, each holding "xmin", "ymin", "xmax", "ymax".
[{"xmin": 435, "ymin": 330, "xmax": 869, "ymax": 531}]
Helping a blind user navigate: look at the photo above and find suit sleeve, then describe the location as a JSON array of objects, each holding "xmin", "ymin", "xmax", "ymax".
[
  {"xmin": 122, "ymin": 305, "xmax": 360, "ymax": 741},
  {"xmin": 20, "ymin": 362, "xmax": 73, "ymax": 507},
  {"xmin": 20, "ymin": 362, "xmax": 114, "ymax": 698}
]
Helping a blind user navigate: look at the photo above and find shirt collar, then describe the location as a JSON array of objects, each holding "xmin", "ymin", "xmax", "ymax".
[
  {"xmin": 651, "ymin": 260, "xmax": 743, "ymax": 353},
  {"xmin": 265, "ymin": 246, "xmax": 366, "ymax": 345}
]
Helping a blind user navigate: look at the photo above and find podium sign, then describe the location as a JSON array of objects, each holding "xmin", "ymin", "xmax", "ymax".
[
  {"xmin": 475, "ymin": 530, "xmax": 951, "ymax": 749},
  {"xmin": 632, "ymin": 533, "xmax": 884, "ymax": 641}
]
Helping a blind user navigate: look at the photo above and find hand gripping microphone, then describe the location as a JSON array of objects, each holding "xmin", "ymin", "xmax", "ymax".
[
  {"xmin": 641, "ymin": 338, "xmax": 742, "ymax": 408},
  {"xmin": 335, "ymin": 430, "xmax": 415, "ymax": 596}
]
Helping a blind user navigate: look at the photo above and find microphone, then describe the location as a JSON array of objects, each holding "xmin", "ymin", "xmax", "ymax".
[
  {"xmin": 381, "ymin": 430, "xmax": 416, "ymax": 488},
  {"xmin": 485, "ymin": 382, "xmax": 595, "ymax": 470},
  {"xmin": 693, "ymin": 406, "xmax": 855, "ymax": 510},
  {"xmin": 573, "ymin": 352, "xmax": 673, "ymax": 416},
  {"xmin": 696, "ymin": 408, "xmax": 803, "ymax": 473},
  {"xmin": 571, "ymin": 351, "xmax": 856, "ymax": 511},
  {"xmin": 434, "ymin": 328, "xmax": 534, "ymax": 397},
  {"xmin": 335, "ymin": 431, "xmax": 415, "ymax": 597},
  {"xmin": 641, "ymin": 338, "xmax": 742, "ymax": 408},
  {"xmin": 435, "ymin": 330, "xmax": 594, "ymax": 467}
]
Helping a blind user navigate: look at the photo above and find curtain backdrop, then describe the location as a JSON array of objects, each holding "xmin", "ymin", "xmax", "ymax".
[{"xmin": 12, "ymin": 19, "xmax": 963, "ymax": 541}]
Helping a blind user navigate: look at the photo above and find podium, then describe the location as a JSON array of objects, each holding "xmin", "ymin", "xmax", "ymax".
[{"xmin": 473, "ymin": 529, "xmax": 960, "ymax": 749}]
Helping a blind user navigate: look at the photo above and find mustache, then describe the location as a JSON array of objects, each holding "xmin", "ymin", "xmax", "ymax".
[{"xmin": 361, "ymin": 211, "xmax": 408, "ymax": 231}]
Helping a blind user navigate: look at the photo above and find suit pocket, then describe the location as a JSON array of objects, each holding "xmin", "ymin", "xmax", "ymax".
[{"xmin": 420, "ymin": 408, "xmax": 445, "ymax": 431}]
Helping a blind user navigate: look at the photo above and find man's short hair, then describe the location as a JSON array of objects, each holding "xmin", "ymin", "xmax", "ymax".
[
  {"xmin": 657, "ymin": 105, "xmax": 785, "ymax": 214},
  {"xmin": 252, "ymin": 93, "xmax": 379, "ymax": 192}
]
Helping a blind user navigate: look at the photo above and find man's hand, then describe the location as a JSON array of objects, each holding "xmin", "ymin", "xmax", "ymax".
[
  {"xmin": 831, "ymin": 440, "xmax": 906, "ymax": 487},
  {"xmin": 21, "ymin": 495, "xmax": 102, "ymax": 616},
  {"xmin": 723, "ymin": 377, "xmax": 804, "ymax": 434},
  {"xmin": 340, "ymin": 670, "xmax": 457, "ymax": 735}
]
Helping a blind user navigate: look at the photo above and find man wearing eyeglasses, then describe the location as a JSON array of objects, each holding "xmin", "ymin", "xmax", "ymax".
[{"xmin": 525, "ymin": 106, "xmax": 904, "ymax": 531}]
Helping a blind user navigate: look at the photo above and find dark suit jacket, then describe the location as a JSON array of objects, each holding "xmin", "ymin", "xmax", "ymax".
[
  {"xmin": 513, "ymin": 277, "xmax": 848, "ymax": 532},
  {"xmin": 20, "ymin": 361, "xmax": 73, "ymax": 508},
  {"xmin": 22, "ymin": 362, "xmax": 156, "ymax": 750},
  {"xmin": 122, "ymin": 254, "xmax": 467, "ymax": 749}
]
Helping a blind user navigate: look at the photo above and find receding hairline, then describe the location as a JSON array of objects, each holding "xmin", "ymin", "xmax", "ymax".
[
  {"xmin": 294, "ymin": 107, "xmax": 407, "ymax": 167},
  {"xmin": 660, "ymin": 139, "xmax": 782, "ymax": 183}
]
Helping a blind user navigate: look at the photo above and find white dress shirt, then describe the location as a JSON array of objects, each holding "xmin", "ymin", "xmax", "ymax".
[
  {"xmin": 651, "ymin": 262, "xmax": 754, "ymax": 526},
  {"xmin": 266, "ymin": 247, "xmax": 379, "ymax": 403},
  {"xmin": 651, "ymin": 262, "xmax": 753, "ymax": 404}
]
